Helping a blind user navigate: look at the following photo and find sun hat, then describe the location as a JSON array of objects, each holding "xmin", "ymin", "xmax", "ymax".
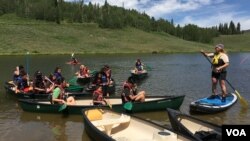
[{"xmin": 215, "ymin": 44, "xmax": 224, "ymax": 49}]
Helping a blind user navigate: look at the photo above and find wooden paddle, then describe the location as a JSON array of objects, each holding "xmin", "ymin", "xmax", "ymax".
[
  {"xmin": 225, "ymin": 79, "xmax": 248, "ymax": 107},
  {"xmin": 45, "ymin": 76, "xmax": 54, "ymax": 84},
  {"xmin": 25, "ymin": 52, "xmax": 31, "ymax": 85},
  {"xmin": 201, "ymin": 52, "xmax": 248, "ymax": 108},
  {"xmin": 105, "ymin": 99, "xmax": 112, "ymax": 109},
  {"xmin": 26, "ymin": 52, "xmax": 30, "ymax": 76}
]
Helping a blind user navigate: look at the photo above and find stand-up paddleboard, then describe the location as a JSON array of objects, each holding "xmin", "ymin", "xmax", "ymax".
[{"xmin": 190, "ymin": 93, "xmax": 237, "ymax": 114}]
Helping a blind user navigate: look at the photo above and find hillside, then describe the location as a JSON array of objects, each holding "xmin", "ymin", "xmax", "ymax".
[
  {"xmin": 213, "ymin": 32, "xmax": 250, "ymax": 52},
  {"xmin": 1, "ymin": 14, "xmax": 249, "ymax": 55}
]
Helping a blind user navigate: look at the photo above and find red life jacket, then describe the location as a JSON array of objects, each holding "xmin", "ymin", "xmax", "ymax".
[
  {"xmin": 80, "ymin": 68, "xmax": 89, "ymax": 77},
  {"xmin": 121, "ymin": 82, "xmax": 135, "ymax": 103},
  {"xmin": 93, "ymin": 89, "xmax": 103, "ymax": 101}
]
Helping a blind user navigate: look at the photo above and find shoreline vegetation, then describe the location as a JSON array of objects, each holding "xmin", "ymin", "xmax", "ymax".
[{"xmin": 1, "ymin": 14, "xmax": 250, "ymax": 56}]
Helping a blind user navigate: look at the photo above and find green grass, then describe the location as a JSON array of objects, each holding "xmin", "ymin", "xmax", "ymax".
[
  {"xmin": 0, "ymin": 14, "xmax": 249, "ymax": 55},
  {"xmin": 213, "ymin": 33, "xmax": 250, "ymax": 52}
]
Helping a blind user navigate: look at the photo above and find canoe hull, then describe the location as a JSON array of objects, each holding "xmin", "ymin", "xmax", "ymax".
[
  {"xmin": 65, "ymin": 85, "xmax": 84, "ymax": 92},
  {"xmin": 85, "ymin": 80, "xmax": 116, "ymax": 95},
  {"xmin": 130, "ymin": 70, "xmax": 148, "ymax": 80},
  {"xmin": 5, "ymin": 82, "xmax": 91, "ymax": 99},
  {"xmin": 82, "ymin": 108, "xmax": 194, "ymax": 141},
  {"xmin": 167, "ymin": 108, "xmax": 222, "ymax": 141},
  {"xmin": 120, "ymin": 95, "xmax": 185, "ymax": 113},
  {"xmin": 189, "ymin": 93, "xmax": 237, "ymax": 114},
  {"xmin": 77, "ymin": 77, "xmax": 92, "ymax": 85},
  {"xmin": 18, "ymin": 95, "xmax": 185, "ymax": 115}
]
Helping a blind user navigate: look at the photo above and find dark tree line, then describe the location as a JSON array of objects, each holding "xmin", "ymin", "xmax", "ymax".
[
  {"xmin": 218, "ymin": 21, "xmax": 242, "ymax": 35},
  {"xmin": 0, "ymin": 0, "xmax": 242, "ymax": 43}
]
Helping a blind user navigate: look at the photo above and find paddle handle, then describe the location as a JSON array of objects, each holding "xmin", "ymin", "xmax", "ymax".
[
  {"xmin": 104, "ymin": 99, "xmax": 112, "ymax": 109},
  {"xmin": 45, "ymin": 76, "xmax": 54, "ymax": 84}
]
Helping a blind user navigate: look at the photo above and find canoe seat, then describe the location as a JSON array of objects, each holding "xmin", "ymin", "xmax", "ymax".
[
  {"xmin": 92, "ymin": 114, "xmax": 130, "ymax": 135},
  {"xmin": 114, "ymin": 136, "xmax": 131, "ymax": 141},
  {"xmin": 85, "ymin": 109, "xmax": 103, "ymax": 121}
]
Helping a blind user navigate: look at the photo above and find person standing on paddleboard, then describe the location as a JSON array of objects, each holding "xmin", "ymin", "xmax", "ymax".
[{"xmin": 201, "ymin": 44, "xmax": 229, "ymax": 102}]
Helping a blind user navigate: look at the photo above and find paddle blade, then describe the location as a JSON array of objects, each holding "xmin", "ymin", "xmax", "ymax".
[
  {"xmin": 58, "ymin": 104, "xmax": 67, "ymax": 112},
  {"xmin": 68, "ymin": 76, "xmax": 78, "ymax": 85},
  {"xmin": 235, "ymin": 90, "xmax": 248, "ymax": 108},
  {"xmin": 90, "ymin": 70, "xmax": 98, "ymax": 76},
  {"xmin": 108, "ymin": 102, "xmax": 112, "ymax": 109},
  {"xmin": 123, "ymin": 102, "xmax": 133, "ymax": 110},
  {"xmin": 105, "ymin": 99, "xmax": 112, "ymax": 109},
  {"xmin": 144, "ymin": 65, "xmax": 152, "ymax": 71}
]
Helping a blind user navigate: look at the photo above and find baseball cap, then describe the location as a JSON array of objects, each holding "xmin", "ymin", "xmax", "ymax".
[{"xmin": 215, "ymin": 44, "xmax": 224, "ymax": 49}]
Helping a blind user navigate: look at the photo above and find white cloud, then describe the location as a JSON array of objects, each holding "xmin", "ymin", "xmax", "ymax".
[
  {"xmin": 179, "ymin": 8, "xmax": 250, "ymax": 30},
  {"xmin": 145, "ymin": 0, "xmax": 202, "ymax": 18},
  {"xmin": 65, "ymin": 0, "xmax": 250, "ymax": 30},
  {"xmin": 180, "ymin": 14, "xmax": 250, "ymax": 30}
]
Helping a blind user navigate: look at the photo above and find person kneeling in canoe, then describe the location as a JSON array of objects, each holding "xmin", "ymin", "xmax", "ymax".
[
  {"xmin": 52, "ymin": 77, "xmax": 75, "ymax": 105},
  {"xmin": 14, "ymin": 65, "xmax": 33, "ymax": 93},
  {"xmin": 135, "ymin": 59, "xmax": 144, "ymax": 73},
  {"xmin": 121, "ymin": 76, "xmax": 145, "ymax": 103},
  {"xmin": 92, "ymin": 86, "xmax": 110, "ymax": 105},
  {"xmin": 76, "ymin": 65, "xmax": 90, "ymax": 78}
]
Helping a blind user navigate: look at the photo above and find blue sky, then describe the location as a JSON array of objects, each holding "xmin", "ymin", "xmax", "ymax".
[{"xmin": 66, "ymin": 0, "xmax": 250, "ymax": 30}]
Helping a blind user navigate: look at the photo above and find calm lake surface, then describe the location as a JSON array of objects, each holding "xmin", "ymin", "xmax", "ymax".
[{"xmin": 0, "ymin": 53, "xmax": 250, "ymax": 141}]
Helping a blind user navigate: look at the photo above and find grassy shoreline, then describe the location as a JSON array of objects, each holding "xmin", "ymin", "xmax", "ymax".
[{"xmin": 1, "ymin": 14, "xmax": 250, "ymax": 56}]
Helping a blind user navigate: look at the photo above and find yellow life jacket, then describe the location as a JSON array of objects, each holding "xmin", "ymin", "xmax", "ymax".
[{"xmin": 212, "ymin": 53, "xmax": 222, "ymax": 65}]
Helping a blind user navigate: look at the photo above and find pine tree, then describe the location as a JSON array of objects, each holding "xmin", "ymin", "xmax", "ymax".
[
  {"xmin": 236, "ymin": 22, "xmax": 241, "ymax": 34},
  {"xmin": 229, "ymin": 21, "xmax": 236, "ymax": 34}
]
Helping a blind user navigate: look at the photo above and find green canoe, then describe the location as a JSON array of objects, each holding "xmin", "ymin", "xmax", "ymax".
[
  {"xmin": 4, "ymin": 82, "xmax": 89, "ymax": 99},
  {"xmin": 18, "ymin": 95, "xmax": 185, "ymax": 115},
  {"xmin": 130, "ymin": 69, "xmax": 148, "ymax": 80}
]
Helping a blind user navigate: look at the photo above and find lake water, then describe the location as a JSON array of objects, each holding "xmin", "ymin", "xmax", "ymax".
[{"xmin": 0, "ymin": 53, "xmax": 249, "ymax": 141}]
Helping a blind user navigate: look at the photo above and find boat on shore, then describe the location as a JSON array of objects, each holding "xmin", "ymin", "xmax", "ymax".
[
  {"xmin": 167, "ymin": 108, "xmax": 222, "ymax": 141},
  {"xmin": 18, "ymin": 95, "xmax": 185, "ymax": 115},
  {"xmin": 189, "ymin": 93, "xmax": 237, "ymax": 114},
  {"xmin": 82, "ymin": 108, "xmax": 195, "ymax": 141}
]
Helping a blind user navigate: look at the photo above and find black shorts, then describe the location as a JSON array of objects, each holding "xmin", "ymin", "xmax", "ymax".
[
  {"xmin": 212, "ymin": 71, "xmax": 227, "ymax": 80},
  {"xmin": 102, "ymin": 85, "xmax": 108, "ymax": 96}
]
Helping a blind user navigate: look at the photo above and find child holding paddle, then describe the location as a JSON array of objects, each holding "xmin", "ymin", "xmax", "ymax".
[{"xmin": 135, "ymin": 59, "xmax": 144, "ymax": 73}]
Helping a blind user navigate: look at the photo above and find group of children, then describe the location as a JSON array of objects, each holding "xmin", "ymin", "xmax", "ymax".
[
  {"xmin": 11, "ymin": 58, "xmax": 146, "ymax": 107},
  {"xmin": 12, "ymin": 66, "xmax": 76, "ymax": 105}
]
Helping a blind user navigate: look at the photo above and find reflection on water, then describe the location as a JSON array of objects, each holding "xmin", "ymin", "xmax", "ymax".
[{"xmin": 0, "ymin": 53, "xmax": 250, "ymax": 140}]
